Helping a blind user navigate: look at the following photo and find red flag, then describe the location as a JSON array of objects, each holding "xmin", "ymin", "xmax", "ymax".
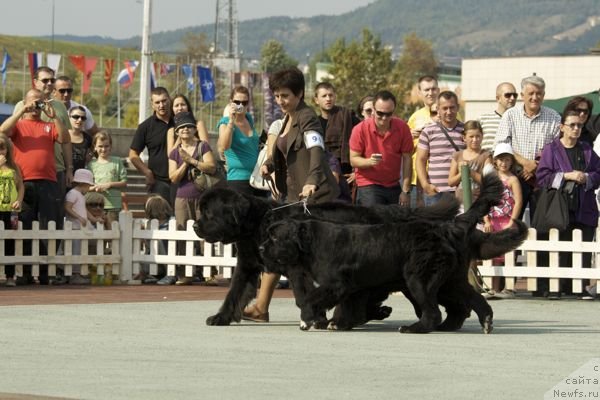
[
  {"xmin": 27, "ymin": 52, "xmax": 42, "ymax": 88},
  {"xmin": 69, "ymin": 55, "xmax": 85, "ymax": 73},
  {"xmin": 82, "ymin": 57, "xmax": 97, "ymax": 94},
  {"xmin": 103, "ymin": 59, "xmax": 115, "ymax": 96}
]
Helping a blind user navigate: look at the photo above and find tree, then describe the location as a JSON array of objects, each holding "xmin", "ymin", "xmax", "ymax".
[
  {"xmin": 325, "ymin": 29, "xmax": 393, "ymax": 110},
  {"xmin": 260, "ymin": 40, "xmax": 298, "ymax": 74},
  {"xmin": 390, "ymin": 33, "xmax": 438, "ymax": 118},
  {"xmin": 181, "ymin": 31, "xmax": 211, "ymax": 63}
]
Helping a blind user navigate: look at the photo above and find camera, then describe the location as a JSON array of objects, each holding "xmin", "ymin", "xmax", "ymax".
[
  {"xmin": 234, "ymin": 103, "xmax": 244, "ymax": 113},
  {"xmin": 35, "ymin": 100, "xmax": 46, "ymax": 110}
]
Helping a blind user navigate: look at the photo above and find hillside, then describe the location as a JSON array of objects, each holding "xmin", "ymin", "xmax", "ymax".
[{"xmin": 38, "ymin": 0, "xmax": 600, "ymax": 60}]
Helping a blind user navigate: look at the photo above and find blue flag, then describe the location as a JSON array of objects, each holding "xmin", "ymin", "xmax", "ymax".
[
  {"xmin": 1, "ymin": 49, "xmax": 11, "ymax": 87},
  {"xmin": 181, "ymin": 64, "xmax": 194, "ymax": 92},
  {"xmin": 197, "ymin": 66, "xmax": 215, "ymax": 103}
]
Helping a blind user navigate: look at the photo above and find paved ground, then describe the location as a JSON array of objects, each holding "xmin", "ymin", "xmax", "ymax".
[{"xmin": 0, "ymin": 286, "xmax": 598, "ymax": 400}]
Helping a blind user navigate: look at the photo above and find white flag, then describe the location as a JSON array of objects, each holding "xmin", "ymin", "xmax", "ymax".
[{"xmin": 47, "ymin": 53, "xmax": 61, "ymax": 73}]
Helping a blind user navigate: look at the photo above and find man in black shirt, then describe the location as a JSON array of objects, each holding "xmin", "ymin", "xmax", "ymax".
[{"xmin": 129, "ymin": 87, "xmax": 174, "ymax": 204}]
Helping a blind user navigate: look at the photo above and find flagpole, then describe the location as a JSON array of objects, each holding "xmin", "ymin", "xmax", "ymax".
[
  {"xmin": 22, "ymin": 50, "xmax": 27, "ymax": 98},
  {"xmin": 117, "ymin": 48, "xmax": 121, "ymax": 128},
  {"xmin": 138, "ymin": 0, "xmax": 152, "ymax": 123}
]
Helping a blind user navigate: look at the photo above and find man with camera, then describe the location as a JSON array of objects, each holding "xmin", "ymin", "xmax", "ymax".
[{"xmin": 0, "ymin": 88, "xmax": 70, "ymax": 284}]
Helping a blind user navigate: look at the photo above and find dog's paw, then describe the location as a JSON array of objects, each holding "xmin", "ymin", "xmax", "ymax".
[
  {"xmin": 299, "ymin": 320, "xmax": 313, "ymax": 331},
  {"xmin": 312, "ymin": 319, "xmax": 329, "ymax": 330},
  {"xmin": 371, "ymin": 305, "xmax": 392, "ymax": 320},
  {"xmin": 482, "ymin": 316, "xmax": 493, "ymax": 334},
  {"xmin": 327, "ymin": 321, "xmax": 338, "ymax": 331},
  {"xmin": 399, "ymin": 323, "xmax": 432, "ymax": 334},
  {"xmin": 206, "ymin": 313, "xmax": 232, "ymax": 326}
]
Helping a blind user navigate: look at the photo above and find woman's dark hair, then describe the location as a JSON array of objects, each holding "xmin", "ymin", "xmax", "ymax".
[
  {"xmin": 563, "ymin": 96, "xmax": 593, "ymax": 123},
  {"xmin": 356, "ymin": 95, "xmax": 374, "ymax": 119},
  {"xmin": 230, "ymin": 85, "xmax": 250, "ymax": 100},
  {"xmin": 269, "ymin": 67, "xmax": 305, "ymax": 98},
  {"xmin": 561, "ymin": 109, "xmax": 581, "ymax": 124},
  {"xmin": 172, "ymin": 93, "xmax": 193, "ymax": 113},
  {"xmin": 69, "ymin": 105, "xmax": 86, "ymax": 116}
]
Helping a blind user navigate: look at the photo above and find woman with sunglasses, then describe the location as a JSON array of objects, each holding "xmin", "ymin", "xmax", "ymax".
[
  {"xmin": 562, "ymin": 96, "xmax": 595, "ymax": 146},
  {"xmin": 68, "ymin": 106, "xmax": 93, "ymax": 173},
  {"xmin": 166, "ymin": 93, "xmax": 210, "ymax": 156},
  {"xmin": 217, "ymin": 85, "xmax": 266, "ymax": 196},
  {"xmin": 536, "ymin": 110, "xmax": 600, "ymax": 299},
  {"xmin": 356, "ymin": 95, "xmax": 374, "ymax": 121}
]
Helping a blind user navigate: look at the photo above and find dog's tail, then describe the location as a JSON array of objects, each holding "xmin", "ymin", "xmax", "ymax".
[
  {"xmin": 470, "ymin": 219, "xmax": 529, "ymax": 260},
  {"xmin": 455, "ymin": 173, "xmax": 504, "ymax": 230}
]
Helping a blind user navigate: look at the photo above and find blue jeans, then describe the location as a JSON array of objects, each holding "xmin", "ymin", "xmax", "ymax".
[
  {"xmin": 356, "ymin": 185, "xmax": 401, "ymax": 206},
  {"xmin": 423, "ymin": 191, "xmax": 454, "ymax": 207}
]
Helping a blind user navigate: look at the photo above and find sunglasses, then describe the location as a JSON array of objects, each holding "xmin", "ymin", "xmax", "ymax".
[
  {"xmin": 70, "ymin": 115, "xmax": 87, "ymax": 121},
  {"xmin": 503, "ymin": 92, "xmax": 518, "ymax": 99},
  {"xmin": 38, "ymin": 78, "xmax": 56, "ymax": 84},
  {"xmin": 58, "ymin": 88, "xmax": 74, "ymax": 94},
  {"xmin": 232, "ymin": 100, "xmax": 249, "ymax": 106},
  {"xmin": 430, "ymin": 110, "xmax": 438, "ymax": 116},
  {"xmin": 564, "ymin": 123, "xmax": 583, "ymax": 130},
  {"xmin": 362, "ymin": 108, "xmax": 373, "ymax": 114},
  {"xmin": 375, "ymin": 110, "xmax": 394, "ymax": 118},
  {"xmin": 574, "ymin": 107, "xmax": 589, "ymax": 114},
  {"xmin": 87, "ymin": 202, "xmax": 104, "ymax": 209}
]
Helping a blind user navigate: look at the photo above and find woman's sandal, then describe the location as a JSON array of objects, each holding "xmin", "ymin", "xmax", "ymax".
[{"xmin": 242, "ymin": 305, "xmax": 269, "ymax": 323}]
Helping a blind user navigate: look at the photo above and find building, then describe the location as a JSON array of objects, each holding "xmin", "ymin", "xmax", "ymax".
[{"xmin": 461, "ymin": 55, "xmax": 600, "ymax": 120}]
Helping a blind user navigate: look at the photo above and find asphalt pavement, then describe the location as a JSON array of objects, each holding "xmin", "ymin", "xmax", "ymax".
[{"xmin": 0, "ymin": 294, "xmax": 598, "ymax": 400}]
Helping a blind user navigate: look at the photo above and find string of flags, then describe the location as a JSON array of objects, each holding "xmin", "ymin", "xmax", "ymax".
[{"xmin": 2, "ymin": 51, "xmax": 216, "ymax": 103}]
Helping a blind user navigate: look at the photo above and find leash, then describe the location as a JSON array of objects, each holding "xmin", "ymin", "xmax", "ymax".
[{"xmin": 271, "ymin": 196, "xmax": 312, "ymax": 215}]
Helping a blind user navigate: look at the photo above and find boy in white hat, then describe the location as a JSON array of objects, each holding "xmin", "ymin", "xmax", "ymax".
[{"xmin": 64, "ymin": 168, "xmax": 95, "ymax": 284}]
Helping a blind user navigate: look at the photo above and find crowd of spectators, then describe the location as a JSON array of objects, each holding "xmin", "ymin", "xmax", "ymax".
[{"xmin": 0, "ymin": 65, "xmax": 599, "ymax": 301}]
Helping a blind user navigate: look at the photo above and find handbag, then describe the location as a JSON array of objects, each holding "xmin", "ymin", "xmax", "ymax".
[
  {"xmin": 190, "ymin": 142, "xmax": 226, "ymax": 191},
  {"xmin": 531, "ymin": 186, "xmax": 569, "ymax": 233},
  {"xmin": 249, "ymin": 145, "xmax": 271, "ymax": 191}
]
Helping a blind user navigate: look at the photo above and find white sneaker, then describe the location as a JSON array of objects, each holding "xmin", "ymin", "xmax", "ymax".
[
  {"xmin": 5, "ymin": 277, "xmax": 16, "ymax": 287},
  {"xmin": 495, "ymin": 289, "xmax": 516, "ymax": 299}
]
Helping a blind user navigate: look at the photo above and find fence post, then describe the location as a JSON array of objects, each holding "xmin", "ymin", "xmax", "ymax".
[{"xmin": 119, "ymin": 211, "xmax": 134, "ymax": 282}]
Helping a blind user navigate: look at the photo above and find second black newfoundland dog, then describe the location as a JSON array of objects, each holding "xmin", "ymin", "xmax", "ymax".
[{"xmin": 260, "ymin": 210, "xmax": 526, "ymax": 333}]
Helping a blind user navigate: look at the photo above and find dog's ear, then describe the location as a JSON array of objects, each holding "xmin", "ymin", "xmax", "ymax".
[{"xmin": 295, "ymin": 221, "xmax": 312, "ymax": 253}]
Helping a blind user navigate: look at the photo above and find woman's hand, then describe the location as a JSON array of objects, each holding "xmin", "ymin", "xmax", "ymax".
[
  {"xmin": 260, "ymin": 164, "xmax": 270, "ymax": 177},
  {"xmin": 0, "ymin": 154, "xmax": 6, "ymax": 167},
  {"xmin": 565, "ymin": 170, "xmax": 586, "ymax": 184},
  {"xmin": 178, "ymin": 147, "xmax": 195, "ymax": 165},
  {"xmin": 300, "ymin": 184, "xmax": 317, "ymax": 199}
]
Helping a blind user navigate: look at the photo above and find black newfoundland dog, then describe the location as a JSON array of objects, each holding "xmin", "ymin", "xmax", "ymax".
[
  {"xmin": 260, "ymin": 211, "xmax": 527, "ymax": 333},
  {"xmin": 194, "ymin": 173, "xmax": 525, "ymax": 333}
]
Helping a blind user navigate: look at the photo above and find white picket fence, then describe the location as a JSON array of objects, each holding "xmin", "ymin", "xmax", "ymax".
[
  {"xmin": 0, "ymin": 211, "xmax": 237, "ymax": 282},
  {"xmin": 479, "ymin": 227, "xmax": 600, "ymax": 294},
  {"xmin": 0, "ymin": 212, "xmax": 598, "ymax": 291}
]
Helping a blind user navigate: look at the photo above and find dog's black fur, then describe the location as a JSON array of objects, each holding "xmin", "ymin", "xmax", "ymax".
[
  {"xmin": 260, "ymin": 179, "xmax": 528, "ymax": 333},
  {"xmin": 194, "ymin": 187, "xmax": 462, "ymax": 327}
]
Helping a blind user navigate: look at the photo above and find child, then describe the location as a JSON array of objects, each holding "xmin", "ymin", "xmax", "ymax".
[
  {"xmin": 64, "ymin": 168, "xmax": 95, "ymax": 285},
  {"xmin": 448, "ymin": 120, "xmax": 492, "ymax": 208},
  {"xmin": 0, "ymin": 134, "xmax": 24, "ymax": 287},
  {"xmin": 139, "ymin": 195, "xmax": 173, "ymax": 284},
  {"xmin": 482, "ymin": 143, "xmax": 523, "ymax": 298},
  {"xmin": 87, "ymin": 131, "xmax": 127, "ymax": 227}
]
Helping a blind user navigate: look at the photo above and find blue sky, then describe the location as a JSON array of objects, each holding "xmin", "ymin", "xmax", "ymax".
[{"xmin": 1, "ymin": 0, "xmax": 375, "ymax": 39}]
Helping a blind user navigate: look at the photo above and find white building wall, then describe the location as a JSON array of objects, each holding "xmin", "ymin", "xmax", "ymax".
[{"xmin": 462, "ymin": 55, "xmax": 600, "ymax": 120}]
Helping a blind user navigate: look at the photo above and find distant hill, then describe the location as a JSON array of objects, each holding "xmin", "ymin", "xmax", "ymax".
[{"xmin": 42, "ymin": 0, "xmax": 600, "ymax": 60}]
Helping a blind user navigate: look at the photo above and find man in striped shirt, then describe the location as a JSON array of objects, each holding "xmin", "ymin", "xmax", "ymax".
[
  {"xmin": 494, "ymin": 75, "xmax": 561, "ymax": 219},
  {"xmin": 479, "ymin": 82, "xmax": 517, "ymax": 151},
  {"xmin": 416, "ymin": 91, "xmax": 465, "ymax": 206}
]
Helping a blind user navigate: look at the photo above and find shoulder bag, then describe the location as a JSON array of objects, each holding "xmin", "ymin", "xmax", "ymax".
[
  {"xmin": 190, "ymin": 142, "xmax": 226, "ymax": 191},
  {"xmin": 531, "ymin": 185, "xmax": 569, "ymax": 233},
  {"xmin": 249, "ymin": 145, "xmax": 271, "ymax": 191}
]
